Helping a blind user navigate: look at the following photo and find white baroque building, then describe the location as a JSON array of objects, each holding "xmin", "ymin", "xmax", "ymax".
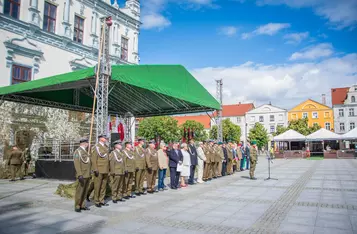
[
  {"xmin": 0, "ymin": 0, "xmax": 140, "ymax": 87},
  {"xmin": 332, "ymin": 85, "xmax": 357, "ymax": 134},
  {"xmin": 245, "ymin": 104, "xmax": 288, "ymax": 139}
]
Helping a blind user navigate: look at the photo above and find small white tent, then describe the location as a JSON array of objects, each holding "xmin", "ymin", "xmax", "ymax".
[
  {"xmin": 273, "ymin": 129, "xmax": 306, "ymax": 141},
  {"xmin": 341, "ymin": 128, "xmax": 357, "ymax": 140},
  {"xmin": 306, "ymin": 128, "xmax": 341, "ymax": 141}
]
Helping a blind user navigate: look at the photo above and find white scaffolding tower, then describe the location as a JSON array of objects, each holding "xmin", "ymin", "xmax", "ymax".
[{"xmin": 215, "ymin": 79, "xmax": 223, "ymax": 142}]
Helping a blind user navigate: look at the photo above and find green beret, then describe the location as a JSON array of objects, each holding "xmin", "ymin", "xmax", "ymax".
[
  {"xmin": 218, "ymin": 142, "xmax": 223, "ymax": 145},
  {"xmin": 251, "ymin": 140, "xmax": 257, "ymax": 145}
]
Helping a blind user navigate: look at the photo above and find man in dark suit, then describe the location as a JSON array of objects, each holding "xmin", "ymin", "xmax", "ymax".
[
  {"xmin": 221, "ymin": 142, "xmax": 228, "ymax": 176},
  {"xmin": 169, "ymin": 142, "xmax": 182, "ymax": 189},
  {"xmin": 188, "ymin": 138, "xmax": 198, "ymax": 185}
]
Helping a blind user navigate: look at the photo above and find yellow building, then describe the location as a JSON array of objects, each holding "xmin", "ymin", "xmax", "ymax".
[{"xmin": 288, "ymin": 99, "xmax": 334, "ymax": 131}]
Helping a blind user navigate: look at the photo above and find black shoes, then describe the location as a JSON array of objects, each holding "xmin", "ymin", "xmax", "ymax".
[
  {"xmin": 130, "ymin": 195, "xmax": 136, "ymax": 198},
  {"xmin": 75, "ymin": 208, "xmax": 81, "ymax": 212},
  {"xmin": 113, "ymin": 200, "xmax": 118, "ymax": 203},
  {"xmin": 250, "ymin": 177, "xmax": 257, "ymax": 180},
  {"xmin": 81, "ymin": 207, "xmax": 90, "ymax": 211},
  {"xmin": 95, "ymin": 204, "xmax": 101, "ymax": 208},
  {"xmin": 100, "ymin": 203, "xmax": 109, "ymax": 206}
]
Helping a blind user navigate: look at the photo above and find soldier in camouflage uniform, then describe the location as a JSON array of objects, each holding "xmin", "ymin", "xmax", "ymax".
[
  {"xmin": 123, "ymin": 142, "xmax": 136, "ymax": 199},
  {"xmin": 8, "ymin": 145, "xmax": 24, "ymax": 181},
  {"xmin": 109, "ymin": 140, "xmax": 126, "ymax": 203},
  {"xmin": 146, "ymin": 140, "xmax": 159, "ymax": 193},
  {"xmin": 217, "ymin": 142, "xmax": 224, "ymax": 177},
  {"xmin": 73, "ymin": 138, "xmax": 91, "ymax": 212}
]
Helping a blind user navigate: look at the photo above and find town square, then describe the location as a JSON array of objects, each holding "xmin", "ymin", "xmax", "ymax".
[{"xmin": 0, "ymin": 0, "xmax": 357, "ymax": 234}]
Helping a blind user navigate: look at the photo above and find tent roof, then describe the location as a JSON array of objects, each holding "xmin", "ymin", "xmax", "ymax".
[
  {"xmin": 306, "ymin": 128, "xmax": 341, "ymax": 141},
  {"xmin": 341, "ymin": 127, "xmax": 357, "ymax": 140},
  {"xmin": 273, "ymin": 129, "xmax": 306, "ymax": 141},
  {"xmin": 0, "ymin": 65, "xmax": 220, "ymax": 117}
]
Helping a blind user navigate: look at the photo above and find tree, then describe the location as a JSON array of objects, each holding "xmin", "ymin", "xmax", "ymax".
[
  {"xmin": 138, "ymin": 116, "xmax": 180, "ymax": 143},
  {"xmin": 180, "ymin": 120, "xmax": 207, "ymax": 141},
  {"xmin": 273, "ymin": 125, "xmax": 288, "ymax": 136},
  {"xmin": 248, "ymin": 123, "xmax": 269, "ymax": 149},
  {"xmin": 209, "ymin": 119, "xmax": 241, "ymax": 142},
  {"xmin": 288, "ymin": 118, "xmax": 321, "ymax": 136}
]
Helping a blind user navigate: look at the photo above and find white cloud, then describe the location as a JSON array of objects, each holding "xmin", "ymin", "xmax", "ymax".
[
  {"xmin": 219, "ymin": 26, "xmax": 238, "ymax": 36},
  {"xmin": 242, "ymin": 23, "xmax": 291, "ymax": 39},
  {"xmin": 141, "ymin": 0, "xmax": 216, "ymax": 30},
  {"xmin": 284, "ymin": 32, "xmax": 309, "ymax": 45},
  {"xmin": 289, "ymin": 43, "xmax": 334, "ymax": 61},
  {"xmin": 256, "ymin": 0, "xmax": 357, "ymax": 30},
  {"xmin": 191, "ymin": 53, "xmax": 357, "ymax": 109}
]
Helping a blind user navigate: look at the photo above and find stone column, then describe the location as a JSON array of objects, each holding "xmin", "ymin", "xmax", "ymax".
[
  {"xmin": 62, "ymin": 0, "xmax": 71, "ymax": 39},
  {"xmin": 28, "ymin": 0, "xmax": 40, "ymax": 27}
]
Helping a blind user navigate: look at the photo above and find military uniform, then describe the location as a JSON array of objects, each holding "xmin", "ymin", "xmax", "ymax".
[
  {"xmin": 216, "ymin": 144, "xmax": 224, "ymax": 177},
  {"xmin": 122, "ymin": 148, "xmax": 135, "ymax": 197},
  {"xmin": 91, "ymin": 142, "xmax": 109, "ymax": 206},
  {"xmin": 8, "ymin": 148, "xmax": 24, "ymax": 180},
  {"xmin": 109, "ymin": 148, "xmax": 126, "ymax": 202},
  {"xmin": 134, "ymin": 145, "xmax": 147, "ymax": 194},
  {"xmin": 226, "ymin": 144, "xmax": 233, "ymax": 175},
  {"xmin": 21, "ymin": 148, "xmax": 31, "ymax": 177},
  {"xmin": 250, "ymin": 144, "xmax": 258, "ymax": 179},
  {"xmin": 74, "ymin": 146, "xmax": 91, "ymax": 211},
  {"xmin": 209, "ymin": 144, "xmax": 216, "ymax": 178},
  {"xmin": 202, "ymin": 143, "xmax": 210, "ymax": 181},
  {"xmin": 237, "ymin": 147, "xmax": 243, "ymax": 171},
  {"xmin": 145, "ymin": 148, "xmax": 158, "ymax": 193}
]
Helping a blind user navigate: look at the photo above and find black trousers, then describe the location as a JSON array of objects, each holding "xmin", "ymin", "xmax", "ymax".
[
  {"xmin": 189, "ymin": 165, "xmax": 196, "ymax": 184},
  {"xmin": 222, "ymin": 162, "xmax": 227, "ymax": 176},
  {"xmin": 170, "ymin": 167, "xmax": 180, "ymax": 188}
]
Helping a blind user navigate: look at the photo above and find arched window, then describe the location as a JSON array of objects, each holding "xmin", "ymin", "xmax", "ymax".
[{"xmin": 352, "ymin": 96, "xmax": 356, "ymax": 103}]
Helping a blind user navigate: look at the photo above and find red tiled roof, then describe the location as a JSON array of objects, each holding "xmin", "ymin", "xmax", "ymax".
[
  {"xmin": 173, "ymin": 115, "xmax": 211, "ymax": 129},
  {"xmin": 214, "ymin": 103, "xmax": 254, "ymax": 117},
  {"xmin": 331, "ymin": 87, "xmax": 349, "ymax": 105}
]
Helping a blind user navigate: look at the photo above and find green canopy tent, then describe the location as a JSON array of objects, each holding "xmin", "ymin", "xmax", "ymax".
[{"xmin": 0, "ymin": 65, "xmax": 220, "ymax": 117}]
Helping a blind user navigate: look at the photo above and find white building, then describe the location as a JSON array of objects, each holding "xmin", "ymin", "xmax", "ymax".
[
  {"xmin": 0, "ymin": 0, "xmax": 140, "ymax": 87},
  {"xmin": 245, "ymin": 104, "xmax": 288, "ymax": 139},
  {"xmin": 332, "ymin": 85, "xmax": 357, "ymax": 134}
]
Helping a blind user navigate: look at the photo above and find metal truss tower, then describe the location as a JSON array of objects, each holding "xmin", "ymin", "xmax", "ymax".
[
  {"xmin": 95, "ymin": 17, "xmax": 112, "ymax": 140},
  {"xmin": 216, "ymin": 79, "xmax": 223, "ymax": 142}
]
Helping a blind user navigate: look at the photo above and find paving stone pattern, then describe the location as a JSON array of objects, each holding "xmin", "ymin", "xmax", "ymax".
[{"xmin": 0, "ymin": 158, "xmax": 357, "ymax": 234}]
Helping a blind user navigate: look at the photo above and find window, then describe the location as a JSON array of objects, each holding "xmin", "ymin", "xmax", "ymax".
[
  {"xmin": 324, "ymin": 112, "xmax": 330, "ymax": 118},
  {"xmin": 4, "ymin": 0, "xmax": 20, "ymax": 19},
  {"xmin": 312, "ymin": 112, "xmax": 318, "ymax": 119},
  {"xmin": 270, "ymin": 125, "xmax": 275, "ymax": 133},
  {"xmin": 339, "ymin": 109, "xmax": 344, "ymax": 117},
  {"xmin": 237, "ymin": 117, "xmax": 241, "ymax": 123},
  {"xmin": 270, "ymin": 115, "xmax": 274, "ymax": 122},
  {"xmin": 43, "ymin": 2, "xmax": 57, "ymax": 33},
  {"xmin": 11, "ymin": 65, "xmax": 32, "ymax": 84},
  {"xmin": 259, "ymin": 116, "xmax": 264, "ymax": 122},
  {"xmin": 349, "ymin": 108, "xmax": 355, "ymax": 116},
  {"xmin": 350, "ymin": 122, "xmax": 355, "ymax": 130},
  {"xmin": 73, "ymin": 16, "xmax": 84, "ymax": 44},
  {"xmin": 302, "ymin": 112, "xmax": 308, "ymax": 119},
  {"xmin": 278, "ymin": 114, "xmax": 283, "ymax": 121},
  {"xmin": 121, "ymin": 37, "xmax": 128, "ymax": 61},
  {"xmin": 340, "ymin": 123, "xmax": 345, "ymax": 132},
  {"xmin": 352, "ymin": 96, "xmax": 356, "ymax": 103},
  {"xmin": 250, "ymin": 116, "xmax": 255, "ymax": 122},
  {"xmin": 325, "ymin": 122, "xmax": 330, "ymax": 130}
]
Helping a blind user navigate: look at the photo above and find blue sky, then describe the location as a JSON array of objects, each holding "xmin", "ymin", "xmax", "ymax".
[{"xmin": 118, "ymin": 0, "xmax": 357, "ymax": 109}]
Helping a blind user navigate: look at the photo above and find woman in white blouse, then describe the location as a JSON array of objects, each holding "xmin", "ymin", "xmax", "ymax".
[{"xmin": 180, "ymin": 143, "xmax": 191, "ymax": 188}]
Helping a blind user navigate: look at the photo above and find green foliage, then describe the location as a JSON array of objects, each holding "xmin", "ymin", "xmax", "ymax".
[
  {"xmin": 209, "ymin": 119, "xmax": 241, "ymax": 142},
  {"xmin": 138, "ymin": 116, "xmax": 180, "ymax": 142},
  {"xmin": 288, "ymin": 118, "xmax": 321, "ymax": 136},
  {"xmin": 273, "ymin": 125, "xmax": 289, "ymax": 136},
  {"xmin": 248, "ymin": 123, "xmax": 269, "ymax": 149},
  {"xmin": 180, "ymin": 120, "xmax": 207, "ymax": 141}
]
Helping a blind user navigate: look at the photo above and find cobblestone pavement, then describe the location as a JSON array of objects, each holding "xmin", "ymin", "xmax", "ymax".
[{"xmin": 1, "ymin": 158, "xmax": 357, "ymax": 234}]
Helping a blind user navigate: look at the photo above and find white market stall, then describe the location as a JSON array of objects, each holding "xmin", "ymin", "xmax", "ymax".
[
  {"xmin": 338, "ymin": 128, "xmax": 357, "ymax": 158},
  {"xmin": 306, "ymin": 128, "xmax": 341, "ymax": 158},
  {"xmin": 273, "ymin": 129, "xmax": 307, "ymax": 158}
]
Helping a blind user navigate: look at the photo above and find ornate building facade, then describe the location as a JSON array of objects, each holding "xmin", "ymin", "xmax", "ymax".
[
  {"xmin": 0, "ymin": 0, "xmax": 140, "ymax": 87},
  {"xmin": 0, "ymin": 0, "xmax": 140, "ymax": 160}
]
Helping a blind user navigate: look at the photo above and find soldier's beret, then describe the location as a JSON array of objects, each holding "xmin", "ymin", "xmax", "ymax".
[
  {"xmin": 228, "ymin": 140, "xmax": 233, "ymax": 143},
  {"xmin": 251, "ymin": 140, "xmax": 257, "ymax": 145},
  {"xmin": 138, "ymin": 138, "xmax": 145, "ymax": 142},
  {"xmin": 218, "ymin": 142, "xmax": 223, "ymax": 145},
  {"xmin": 98, "ymin": 134, "xmax": 107, "ymax": 139},
  {"xmin": 149, "ymin": 140, "xmax": 156, "ymax": 144},
  {"xmin": 124, "ymin": 141, "xmax": 132, "ymax": 145},
  {"xmin": 79, "ymin": 138, "xmax": 89, "ymax": 143},
  {"xmin": 113, "ymin": 140, "xmax": 122, "ymax": 145}
]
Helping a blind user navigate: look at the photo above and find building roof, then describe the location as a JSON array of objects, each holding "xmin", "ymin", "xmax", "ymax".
[
  {"xmin": 331, "ymin": 87, "xmax": 349, "ymax": 105},
  {"xmin": 214, "ymin": 103, "xmax": 254, "ymax": 117},
  {"xmin": 173, "ymin": 115, "xmax": 211, "ymax": 129}
]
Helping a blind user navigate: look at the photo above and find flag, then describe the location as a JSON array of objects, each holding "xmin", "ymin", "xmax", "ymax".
[
  {"xmin": 187, "ymin": 128, "xmax": 191, "ymax": 140},
  {"xmin": 115, "ymin": 115, "xmax": 120, "ymax": 133},
  {"xmin": 118, "ymin": 122, "xmax": 124, "ymax": 141},
  {"xmin": 183, "ymin": 127, "xmax": 186, "ymax": 143}
]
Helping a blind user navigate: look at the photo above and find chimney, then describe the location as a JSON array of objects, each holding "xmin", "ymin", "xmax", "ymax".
[{"xmin": 322, "ymin": 94, "xmax": 326, "ymax": 105}]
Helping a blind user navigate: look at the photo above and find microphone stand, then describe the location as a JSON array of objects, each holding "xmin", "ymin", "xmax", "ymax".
[{"xmin": 265, "ymin": 152, "xmax": 278, "ymax": 181}]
